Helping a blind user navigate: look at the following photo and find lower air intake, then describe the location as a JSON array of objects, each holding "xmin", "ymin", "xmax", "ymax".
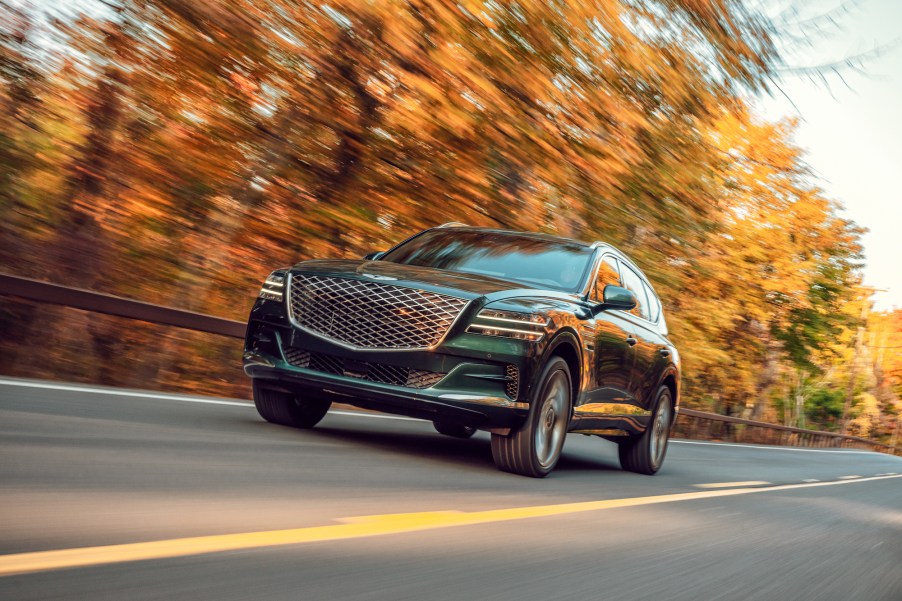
[
  {"xmin": 284, "ymin": 347, "xmax": 445, "ymax": 390},
  {"xmin": 505, "ymin": 364, "xmax": 520, "ymax": 399}
]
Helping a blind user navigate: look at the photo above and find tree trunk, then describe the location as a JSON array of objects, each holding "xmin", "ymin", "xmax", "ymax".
[{"xmin": 749, "ymin": 332, "xmax": 781, "ymax": 420}]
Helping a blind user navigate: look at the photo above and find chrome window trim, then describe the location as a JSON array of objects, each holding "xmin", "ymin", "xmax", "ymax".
[
  {"xmin": 619, "ymin": 262, "xmax": 653, "ymax": 322},
  {"xmin": 585, "ymin": 245, "xmax": 663, "ymax": 327},
  {"xmin": 582, "ymin": 250, "xmax": 622, "ymax": 302}
]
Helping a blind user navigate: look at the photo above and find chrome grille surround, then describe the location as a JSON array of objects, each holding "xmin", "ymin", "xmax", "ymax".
[
  {"xmin": 287, "ymin": 274, "xmax": 469, "ymax": 350},
  {"xmin": 283, "ymin": 347, "xmax": 445, "ymax": 389}
]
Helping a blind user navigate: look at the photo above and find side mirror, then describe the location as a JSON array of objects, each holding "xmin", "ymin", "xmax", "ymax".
[
  {"xmin": 592, "ymin": 285, "xmax": 636, "ymax": 314},
  {"xmin": 363, "ymin": 251, "xmax": 385, "ymax": 261}
]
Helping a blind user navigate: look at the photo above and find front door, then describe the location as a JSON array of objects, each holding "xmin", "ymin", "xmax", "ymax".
[{"xmin": 575, "ymin": 255, "xmax": 638, "ymax": 425}]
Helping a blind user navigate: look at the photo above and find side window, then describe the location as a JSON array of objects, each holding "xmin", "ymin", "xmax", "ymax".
[
  {"xmin": 643, "ymin": 281, "xmax": 661, "ymax": 323},
  {"xmin": 620, "ymin": 265, "xmax": 650, "ymax": 320},
  {"xmin": 593, "ymin": 255, "xmax": 620, "ymax": 301}
]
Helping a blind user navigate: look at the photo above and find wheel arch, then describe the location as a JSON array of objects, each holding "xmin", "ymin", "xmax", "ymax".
[
  {"xmin": 658, "ymin": 368, "xmax": 680, "ymax": 412},
  {"xmin": 540, "ymin": 329, "xmax": 582, "ymax": 416}
]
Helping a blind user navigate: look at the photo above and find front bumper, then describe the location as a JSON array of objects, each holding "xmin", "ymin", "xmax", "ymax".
[
  {"xmin": 245, "ymin": 357, "xmax": 527, "ymax": 429},
  {"xmin": 243, "ymin": 309, "xmax": 533, "ymax": 429}
]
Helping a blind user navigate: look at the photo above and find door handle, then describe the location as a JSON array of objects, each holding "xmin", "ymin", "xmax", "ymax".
[{"xmin": 626, "ymin": 336, "xmax": 638, "ymax": 346}]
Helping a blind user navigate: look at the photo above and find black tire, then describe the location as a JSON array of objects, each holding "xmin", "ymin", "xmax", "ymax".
[
  {"xmin": 491, "ymin": 356, "xmax": 571, "ymax": 478},
  {"xmin": 618, "ymin": 385, "xmax": 673, "ymax": 475},
  {"xmin": 252, "ymin": 380, "xmax": 331, "ymax": 429},
  {"xmin": 433, "ymin": 421, "xmax": 477, "ymax": 439}
]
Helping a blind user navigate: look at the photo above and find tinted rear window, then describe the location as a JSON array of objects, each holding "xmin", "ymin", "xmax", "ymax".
[
  {"xmin": 620, "ymin": 264, "xmax": 651, "ymax": 320},
  {"xmin": 382, "ymin": 230, "xmax": 593, "ymax": 292},
  {"xmin": 643, "ymin": 281, "xmax": 661, "ymax": 322}
]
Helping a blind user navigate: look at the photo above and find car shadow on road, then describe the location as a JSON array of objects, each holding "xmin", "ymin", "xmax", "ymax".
[
  {"xmin": 555, "ymin": 453, "xmax": 620, "ymax": 473},
  {"xmin": 308, "ymin": 425, "xmax": 497, "ymax": 468},
  {"xmin": 283, "ymin": 421, "xmax": 621, "ymax": 477}
]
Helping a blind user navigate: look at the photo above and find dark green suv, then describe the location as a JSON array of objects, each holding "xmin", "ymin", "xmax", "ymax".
[{"xmin": 243, "ymin": 224, "xmax": 679, "ymax": 477}]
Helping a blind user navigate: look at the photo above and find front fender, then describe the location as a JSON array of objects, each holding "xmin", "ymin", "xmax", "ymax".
[{"xmin": 527, "ymin": 328, "xmax": 584, "ymax": 413}]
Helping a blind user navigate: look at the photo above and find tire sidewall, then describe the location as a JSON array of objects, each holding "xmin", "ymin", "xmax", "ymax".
[
  {"xmin": 526, "ymin": 356, "xmax": 572, "ymax": 475},
  {"xmin": 647, "ymin": 385, "xmax": 673, "ymax": 472}
]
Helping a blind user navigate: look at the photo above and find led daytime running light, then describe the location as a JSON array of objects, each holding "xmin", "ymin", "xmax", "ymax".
[
  {"xmin": 259, "ymin": 272, "xmax": 285, "ymax": 301},
  {"xmin": 467, "ymin": 308, "xmax": 548, "ymax": 341},
  {"xmin": 477, "ymin": 309, "xmax": 548, "ymax": 325}
]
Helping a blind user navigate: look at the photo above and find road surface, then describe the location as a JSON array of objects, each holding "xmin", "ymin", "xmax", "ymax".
[{"xmin": 1, "ymin": 377, "xmax": 900, "ymax": 600}]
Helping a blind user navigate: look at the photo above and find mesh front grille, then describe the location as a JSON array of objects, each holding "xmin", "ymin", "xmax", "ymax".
[
  {"xmin": 283, "ymin": 347, "xmax": 445, "ymax": 389},
  {"xmin": 309, "ymin": 352, "xmax": 344, "ymax": 375},
  {"xmin": 406, "ymin": 369, "xmax": 445, "ymax": 389},
  {"xmin": 505, "ymin": 364, "xmax": 520, "ymax": 399},
  {"xmin": 288, "ymin": 274, "xmax": 468, "ymax": 349},
  {"xmin": 283, "ymin": 347, "xmax": 310, "ymax": 368},
  {"xmin": 366, "ymin": 363, "xmax": 409, "ymax": 387}
]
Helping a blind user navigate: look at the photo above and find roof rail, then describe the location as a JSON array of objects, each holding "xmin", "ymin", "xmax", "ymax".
[{"xmin": 435, "ymin": 222, "xmax": 469, "ymax": 228}]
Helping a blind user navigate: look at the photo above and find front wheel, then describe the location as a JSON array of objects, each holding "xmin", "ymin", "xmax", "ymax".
[
  {"xmin": 253, "ymin": 380, "xmax": 331, "ymax": 429},
  {"xmin": 491, "ymin": 356, "xmax": 571, "ymax": 478},
  {"xmin": 618, "ymin": 385, "xmax": 673, "ymax": 475}
]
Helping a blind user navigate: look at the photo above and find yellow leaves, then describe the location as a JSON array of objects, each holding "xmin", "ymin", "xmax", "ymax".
[
  {"xmin": 848, "ymin": 392, "xmax": 881, "ymax": 438},
  {"xmin": 665, "ymin": 107, "xmax": 865, "ymax": 411},
  {"xmin": 0, "ymin": 0, "xmax": 867, "ymax": 411}
]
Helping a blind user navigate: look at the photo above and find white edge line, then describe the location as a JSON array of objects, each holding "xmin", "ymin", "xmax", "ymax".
[
  {"xmin": 0, "ymin": 378, "xmax": 417, "ymax": 420},
  {"xmin": 4, "ymin": 379, "xmax": 902, "ymax": 445},
  {"xmin": 0, "ymin": 378, "xmax": 251, "ymax": 407},
  {"xmin": 694, "ymin": 481, "xmax": 771, "ymax": 489}
]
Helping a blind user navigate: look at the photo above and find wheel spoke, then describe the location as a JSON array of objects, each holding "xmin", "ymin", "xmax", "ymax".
[
  {"xmin": 651, "ymin": 400, "xmax": 671, "ymax": 465},
  {"xmin": 534, "ymin": 372, "xmax": 568, "ymax": 468}
]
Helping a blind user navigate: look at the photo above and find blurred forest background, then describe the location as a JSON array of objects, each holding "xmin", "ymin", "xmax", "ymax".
[{"xmin": 0, "ymin": 0, "xmax": 899, "ymax": 444}]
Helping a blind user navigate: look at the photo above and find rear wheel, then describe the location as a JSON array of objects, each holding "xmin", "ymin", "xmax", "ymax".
[
  {"xmin": 618, "ymin": 385, "xmax": 673, "ymax": 475},
  {"xmin": 433, "ymin": 421, "xmax": 477, "ymax": 439},
  {"xmin": 252, "ymin": 380, "xmax": 331, "ymax": 429},
  {"xmin": 491, "ymin": 356, "xmax": 571, "ymax": 478}
]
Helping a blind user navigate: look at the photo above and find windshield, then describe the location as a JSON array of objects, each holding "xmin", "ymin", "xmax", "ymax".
[{"xmin": 381, "ymin": 230, "xmax": 593, "ymax": 292}]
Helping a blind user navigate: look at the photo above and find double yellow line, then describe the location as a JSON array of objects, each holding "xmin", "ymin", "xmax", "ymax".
[{"xmin": 2, "ymin": 474, "xmax": 899, "ymax": 577}]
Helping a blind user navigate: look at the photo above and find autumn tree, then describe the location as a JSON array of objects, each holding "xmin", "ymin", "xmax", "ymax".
[{"xmin": 0, "ymin": 0, "xmax": 892, "ymax": 439}]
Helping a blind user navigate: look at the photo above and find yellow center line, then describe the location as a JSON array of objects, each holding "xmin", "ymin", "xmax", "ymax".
[
  {"xmin": 694, "ymin": 481, "xmax": 771, "ymax": 489},
  {"xmin": 1, "ymin": 474, "xmax": 900, "ymax": 578}
]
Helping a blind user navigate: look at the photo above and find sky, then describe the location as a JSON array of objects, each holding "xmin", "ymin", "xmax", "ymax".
[{"xmin": 755, "ymin": 0, "xmax": 902, "ymax": 311}]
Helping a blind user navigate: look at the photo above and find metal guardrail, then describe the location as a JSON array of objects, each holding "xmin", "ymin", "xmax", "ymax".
[
  {"xmin": 1, "ymin": 272, "xmax": 898, "ymax": 456},
  {"xmin": 674, "ymin": 409, "xmax": 899, "ymax": 455},
  {"xmin": 0, "ymin": 273, "xmax": 245, "ymax": 338}
]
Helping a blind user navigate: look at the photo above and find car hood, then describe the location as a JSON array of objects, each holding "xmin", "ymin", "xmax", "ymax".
[{"xmin": 289, "ymin": 259, "xmax": 581, "ymax": 304}]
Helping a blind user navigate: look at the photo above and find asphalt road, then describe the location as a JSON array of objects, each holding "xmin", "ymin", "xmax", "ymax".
[{"xmin": 1, "ymin": 376, "xmax": 900, "ymax": 601}]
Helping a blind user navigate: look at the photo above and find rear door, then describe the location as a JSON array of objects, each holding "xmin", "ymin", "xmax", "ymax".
[{"xmin": 617, "ymin": 264, "xmax": 668, "ymax": 411}]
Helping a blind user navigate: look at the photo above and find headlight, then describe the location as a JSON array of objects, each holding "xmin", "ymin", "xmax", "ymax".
[
  {"xmin": 466, "ymin": 308, "xmax": 549, "ymax": 342},
  {"xmin": 258, "ymin": 272, "xmax": 285, "ymax": 302}
]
